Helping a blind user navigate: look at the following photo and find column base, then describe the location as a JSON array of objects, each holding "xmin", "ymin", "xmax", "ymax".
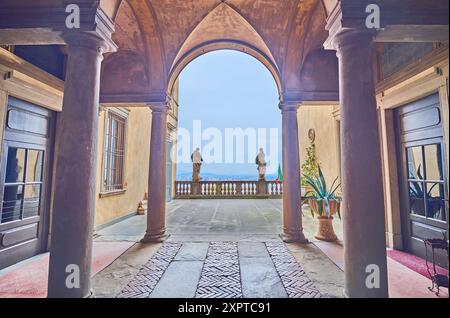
[
  {"xmin": 86, "ymin": 289, "xmax": 95, "ymax": 298},
  {"xmin": 280, "ymin": 232, "xmax": 309, "ymax": 244},
  {"xmin": 141, "ymin": 232, "xmax": 170, "ymax": 243},
  {"xmin": 47, "ymin": 288, "xmax": 94, "ymax": 299},
  {"xmin": 343, "ymin": 289, "xmax": 350, "ymax": 298}
]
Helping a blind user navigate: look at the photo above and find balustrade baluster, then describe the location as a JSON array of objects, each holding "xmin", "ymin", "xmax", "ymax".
[{"xmin": 174, "ymin": 180, "xmax": 284, "ymax": 199}]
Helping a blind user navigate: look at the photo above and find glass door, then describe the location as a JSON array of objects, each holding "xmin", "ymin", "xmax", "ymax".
[{"xmin": 0, "ymin": 97, "xmax": 53, "ymax": 270}]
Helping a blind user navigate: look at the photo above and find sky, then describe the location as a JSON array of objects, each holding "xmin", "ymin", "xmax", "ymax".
[{"xmin": 176, "ymin": 50, "xmax": 281, "ymax": 179}]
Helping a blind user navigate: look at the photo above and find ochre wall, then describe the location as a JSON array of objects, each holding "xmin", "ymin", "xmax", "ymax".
[
  {"xmin": 94, "ymin": 106, "xmax": 152, "ymax": 226},
  {"xmin": 297, "ymin": 105, "xmax": 341, "ymax": 187}
]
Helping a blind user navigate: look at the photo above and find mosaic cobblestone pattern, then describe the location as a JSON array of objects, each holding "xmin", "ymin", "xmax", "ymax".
[
  {"xmin": 116, "ymin": 241, "xmax": 321, "ymax": 298},
  {"xmin": 266, "ymin": 242, "xmax": 322, "ymax": 298},
  {"xmin": 195, "ymin": 242, "xmax": 243, "ymax": 298},
  {"xmin": 116, "ymin": 242, "xmax": 182, "ymax": 298}
]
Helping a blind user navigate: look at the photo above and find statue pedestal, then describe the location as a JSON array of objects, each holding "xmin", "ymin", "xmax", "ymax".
[
  {"xmin": 192, "ymin": 182, "xmax": 201, "ymax": 195},
  {"xmin": 257, "ymin": 180, "xmax": 267, "ymax": 195}
]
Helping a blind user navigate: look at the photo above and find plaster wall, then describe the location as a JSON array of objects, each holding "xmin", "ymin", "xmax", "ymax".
[
  {"xmin": 297, "ymin": 105, "xmax": 341, "ymax": 188},
  {"xmin": 94, "ymin": 106, "xmax": 152, "ymax": 226}
]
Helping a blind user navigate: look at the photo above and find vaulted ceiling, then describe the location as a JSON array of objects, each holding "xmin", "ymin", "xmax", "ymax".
[{"xmin": 100, "ymin": 0, "xmax": 339, "ymax": 103}]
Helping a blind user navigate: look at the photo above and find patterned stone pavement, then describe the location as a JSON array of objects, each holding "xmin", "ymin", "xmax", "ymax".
[
  {"xmin": 117, "ymin": 242, "xmax": 182, "ymax": 298},
  {"xmin": 117, "ymin": 241, "xmax": 321, "ymax": 298},
  {"xmin": 266, "ymin": 242, "xmax": 321, "ymax": 298},
  {"xmin": 196, "ymin": 242, "xmax": 243, "ymax": 298}
]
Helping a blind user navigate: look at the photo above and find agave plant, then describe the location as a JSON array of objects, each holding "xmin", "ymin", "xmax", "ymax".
[
  {"xmin": 409, "ymin": 165, "xmax": 438, "ymax": 198},
  {"xmin": 303, "ymin": 165, "xmax": 341, "ymax": 219}
]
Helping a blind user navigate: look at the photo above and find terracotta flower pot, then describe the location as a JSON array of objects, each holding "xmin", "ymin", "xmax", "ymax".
[
  {"xmin": 307, "ymin": 199, "xmax": 340, "ymax": 218},
  {"xmin": 314, "ymin": 217, "xmax": 338, "ymax": 242},
  {"xmin": 307, "ymin": 199, "xmax": 340, "ymax": 242}
]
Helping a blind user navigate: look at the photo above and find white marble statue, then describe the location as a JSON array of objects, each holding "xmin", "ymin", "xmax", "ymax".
[{"xmin": 256, "ymin": 148, "xmax": 267, "ymax": 181}]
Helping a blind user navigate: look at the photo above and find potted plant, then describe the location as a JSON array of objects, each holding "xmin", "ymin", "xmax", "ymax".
[
  {"xmin": 304, "ymin": 165, "xmax": 341, "ymax": 242},
  {"xmin": 409, "ymin": 165, "xmax": 442, "ymax": 218},
  {"xmin": 301, "ymin": 142, "xmax": 319, "ymax": 195}
]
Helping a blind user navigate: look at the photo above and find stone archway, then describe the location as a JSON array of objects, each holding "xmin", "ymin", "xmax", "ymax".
[
  {"xmin": 142, "ymin": 42, "xmax": 307, "ymax": 243},
  {"xmin": 167, "ymin": 40, "xmax": 283, "ymax": 99},
  {"xmin": 99, "ymin": 1, "xmax": 319, "ymax": 244}
]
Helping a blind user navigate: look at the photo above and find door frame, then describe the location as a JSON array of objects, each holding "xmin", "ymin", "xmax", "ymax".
[
  {"xmin": 0, "ymin": 96, "xmax": 55, "ymax": 268},
  {"xmin": 395, "ymin": 94, "xmax": 449, "ymax": 266}
]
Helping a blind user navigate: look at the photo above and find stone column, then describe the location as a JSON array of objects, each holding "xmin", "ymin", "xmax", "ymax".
[
  {"xmin": 141, "ymin": 103, "xmax": 169, "ymax": 242},
  {"xmin": 280, "ymin": 102, "xmax": 308, "ymax": 243},
  {"xmin": 334, "ymin": 30, "xmax": 389, "ymax": 298},
  {"xmin": 47, "ymin": 32, "xmax": 106, "ymax": 298}
]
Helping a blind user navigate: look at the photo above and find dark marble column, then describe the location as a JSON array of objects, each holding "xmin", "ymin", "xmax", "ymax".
[
  {"xmin": 334, "ymin": 30, "xmax": 389, "ymax": 298},
  {"xmin": 47, "ymin": 32, "xmax": 107, "ymax": 298},
  {"xmin": 141, "ymin": 102, "xmax": 170, "ymax": 243},
  {"xmin": 280, "ymin": 101, "xmax": 308, "ymax": 243}
]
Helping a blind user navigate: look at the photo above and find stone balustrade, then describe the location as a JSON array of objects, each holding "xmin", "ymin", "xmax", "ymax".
[{"xmin": 174, "ymin": 180, "xmax": 283, "ymax": 199}]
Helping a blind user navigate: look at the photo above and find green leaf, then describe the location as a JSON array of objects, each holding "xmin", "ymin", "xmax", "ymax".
[
  {"xmin": 328, "ymin": 176, "xmax": 340, "ymax": 196},
  {"xmin": 318, "ymin": 166, "xmax": 327, "ymax": 194},
  {"xmin": 426, "ymin": 183, "xmax": 439, "ymax": 197},
  {"xmin": 318, "ymin": 199, "xmax": 323, "ymax": 216},
  {"xmin": 336, "ymin": 202, "xmax": 342, "ymax": 220},
  {"xmin": 309, "ymin": 207, "xmax": 315, "ymax": 218},
  {"xmin": 416, "ymin": 165, "xmax": 424, "ymax": 180},
  {"xmin": 324, "ymin": 197, "xmax": 330, "ymax": 217},
  {"xmin": 303, "ymin": 175, "xmax": 322, "ymax": 197}
]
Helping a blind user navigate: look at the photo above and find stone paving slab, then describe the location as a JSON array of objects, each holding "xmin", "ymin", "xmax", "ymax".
[
  {"xmin": 174, "ymin": 242, "xmax": 209, "ymax": 261},
  {"xmin": 240, "ymin": 254, "xmax": 288, "ymax": 298},
  {"xmin": 117, "ymin": 242, "xmax": 182, "ymax": 298},
  {"xmin": 92, "ymin": 243, "xmax": 162, "ymax": 298},
  {"xmin": 150, "ymin": 261, "xmax": 204, "ymax": 298},
  {"xmin": 238, "ymin": 242, "xmax": 269, "ymax": 258},
  {"xmin": 167, "ymin": 234, "xmax": 281, "ymax": 242}
]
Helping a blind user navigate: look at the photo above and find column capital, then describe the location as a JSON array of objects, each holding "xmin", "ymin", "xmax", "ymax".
[
  {"xmin": 148, "ymin": 101, "xmax": 170, "ymax": 114},
  {"xmin": 323, "ymin": 1, "xmax": 377, "ymax": 51},
  {"xmin": 279, "ymin": 100, "xmax": 300, "ymax": 113},
  {"xmin": 63, "ymin": 31, "xmax": 114, "ymax": 56},
  {"xmin": 333, "ymin": 29, "xmax": 375, "ymax": 52}
]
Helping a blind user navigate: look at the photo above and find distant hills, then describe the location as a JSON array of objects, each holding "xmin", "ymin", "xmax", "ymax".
[{"xmin": 176, "ymin": 171, "xmax": 278, "ymax": 181}]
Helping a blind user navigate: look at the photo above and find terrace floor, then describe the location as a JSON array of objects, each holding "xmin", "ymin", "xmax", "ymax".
[{"xmin": 0, "ymin": 199, "xmax": 447, "ymax": 298}]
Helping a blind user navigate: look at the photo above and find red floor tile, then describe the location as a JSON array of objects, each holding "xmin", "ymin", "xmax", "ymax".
[
  {"xmin": 0, "ymin": 241, "xmax": 134, "ymax": 298},
  {"xmin": 387, "ymin": 249, "xmax": 448, "ymax": 279},
  {"xmin": 313, "ymin": 241, "xmax": 448, "ymax": 298}
]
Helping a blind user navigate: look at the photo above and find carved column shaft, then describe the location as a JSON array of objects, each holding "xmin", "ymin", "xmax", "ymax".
[
  {"xmin": 335, "ymin": 30, "xmax": 389, "ymax": 298},
  {"xmin": 48, "ymin": 32, "xmax": 106, "ymax": 298},
  {"xmin": 142, "ymin": 103, "xmax": 169, "ymax": 242},
  {"xmin": 280, "ymin": 102, "xmax": 308, "ymax": 243}
]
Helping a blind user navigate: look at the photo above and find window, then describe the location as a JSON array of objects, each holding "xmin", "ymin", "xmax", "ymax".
[
  {"xmin": 407, "ymin": 144, "xmax": 446, "ymax": 222},
  {"xmin": 1, "ymin": 147, "xmax": 44, "ymax": 223},
  {"xmin": 102, "ymin": 110, "xmax": 127, "ymax": 193}
]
